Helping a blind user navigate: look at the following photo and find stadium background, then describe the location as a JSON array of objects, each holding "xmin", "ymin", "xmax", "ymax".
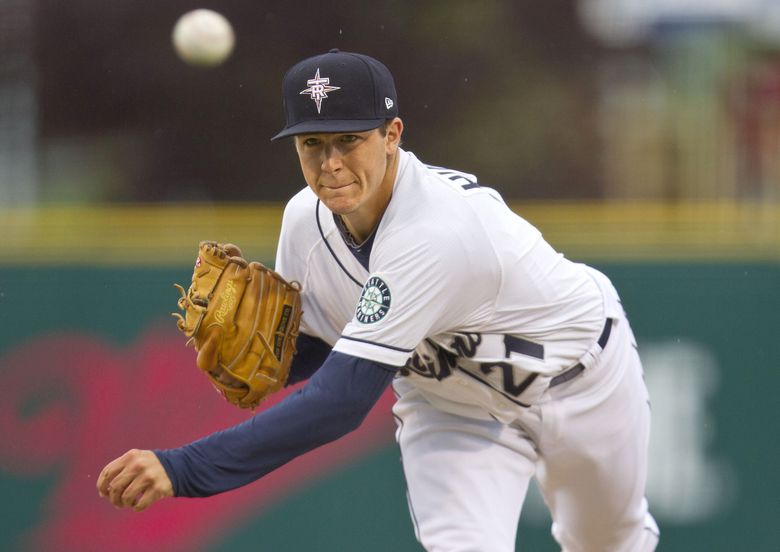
[{"xmin": 0, "ymin": 1, "xmax": 778, "ymax": 550}]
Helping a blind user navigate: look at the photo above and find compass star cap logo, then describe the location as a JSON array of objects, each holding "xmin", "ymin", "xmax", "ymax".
[
  {"xmin": 356, "ymin": 276, "xmax": 392, "ymax": 324},
  {"xmin": 299, "ymin": 68, "xmax": 341, "ymax": 114},
  {"xmin": 272, "ymin": 49, "xmax": 399, "ymax": 140}
]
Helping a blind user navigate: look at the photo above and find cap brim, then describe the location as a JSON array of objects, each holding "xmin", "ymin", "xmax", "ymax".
[{"xmin": 271, "ymin": 118, "xmax": 386, "ymax": 141}]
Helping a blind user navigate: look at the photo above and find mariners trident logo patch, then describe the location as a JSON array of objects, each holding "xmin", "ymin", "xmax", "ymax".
[
  {"xmin": 299, "ymin": 68, "xmax": 341, "ymax": 113},
  {"xmin": 356, "ymin": 276, "xmax": 391, "ymax": 324}
]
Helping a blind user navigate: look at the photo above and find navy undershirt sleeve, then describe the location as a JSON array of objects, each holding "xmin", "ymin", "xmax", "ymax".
[
  {"xmin": 154, "ymin": 351, "xmax": 396, "ymax": 498},
  {"xmin": 286, "ymin": 333, "xmax": 332, "ymax": 385}
]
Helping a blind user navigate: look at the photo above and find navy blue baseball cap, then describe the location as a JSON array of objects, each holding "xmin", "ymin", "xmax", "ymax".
[{"xmin": 272, "ymin": 49, "xmax": 399, "ymax": 140}]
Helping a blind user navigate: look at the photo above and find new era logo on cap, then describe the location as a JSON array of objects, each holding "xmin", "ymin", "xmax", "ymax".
[{"xmin": 272, "ymin": 49, "xmax": 399, "ymax": 140}]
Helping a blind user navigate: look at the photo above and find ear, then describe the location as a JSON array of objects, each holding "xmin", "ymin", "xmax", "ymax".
[{"xmin": 384, "ymin": 117, "xmax": 404, "ymax": 155}]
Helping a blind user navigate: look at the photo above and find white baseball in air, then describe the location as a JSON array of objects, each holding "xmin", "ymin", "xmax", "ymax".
[{"xmin": 172, "ymin": 9, "xmax": 235, "ymax": 67}]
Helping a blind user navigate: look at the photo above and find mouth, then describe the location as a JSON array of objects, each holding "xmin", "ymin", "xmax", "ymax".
[{"xmin": 321, "ymin": 180, "xmax": 356, "ymax": 190}]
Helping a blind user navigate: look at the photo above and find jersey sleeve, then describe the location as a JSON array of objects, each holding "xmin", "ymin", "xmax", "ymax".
[{"xmin": 333, "ymin": 228, "xmax": 499, "ymax": 365}]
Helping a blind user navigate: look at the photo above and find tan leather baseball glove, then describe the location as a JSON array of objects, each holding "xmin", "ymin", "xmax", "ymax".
[{"xmin": 173, "ymin": 241, "xmax": 302, "ymax": 409}]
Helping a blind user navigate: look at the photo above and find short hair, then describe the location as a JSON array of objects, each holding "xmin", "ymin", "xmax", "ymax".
[{"xmin": 378, "ymin": 119, "xmax": 394, "ymax": 137}]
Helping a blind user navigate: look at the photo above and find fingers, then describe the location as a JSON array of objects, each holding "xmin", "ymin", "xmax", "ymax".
[
  {"xmin": 120, "ymin": 476, "xmax": 154, "ymax": 511},
  {"xmin": 96, "ymin": 449, "xmax": 174, "ymax": 512},
  {"xmin": 97, "ymin": 452, "xmax": 128, "ymax": 498},
  {"xmin": 132, "ymin": 487, "xmax": 165, "ymax": 512},
  {"xmin": 222, "ymin": 243, "xmax": 244, "ymax": 259}
]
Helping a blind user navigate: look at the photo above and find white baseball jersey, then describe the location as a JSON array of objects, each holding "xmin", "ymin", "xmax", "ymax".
[
  {"xmin": 275, "ymin": 148, "xmax": 658, "ymax": 551},
  {"xmin": 275, "ymin": 148, "xmax": 618, "ymax": 422}
]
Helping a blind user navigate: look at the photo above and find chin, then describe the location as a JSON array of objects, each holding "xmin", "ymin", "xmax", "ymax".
[{"xmin": 322, "ymin": 197, "xmax": 357, "ymax": 215}]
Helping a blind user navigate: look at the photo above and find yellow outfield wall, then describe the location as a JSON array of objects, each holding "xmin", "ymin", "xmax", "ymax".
[{"xmin": 0, "ymin": 201, "xmax": 778, "ymax": 265}]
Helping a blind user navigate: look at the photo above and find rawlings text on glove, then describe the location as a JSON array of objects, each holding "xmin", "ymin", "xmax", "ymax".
[{"xmin": 173, "ymin": 241, "xmax": 303, "ymax": 409}]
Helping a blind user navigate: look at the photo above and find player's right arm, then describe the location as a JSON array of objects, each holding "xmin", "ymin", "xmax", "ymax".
[
  {"xmin": 156, "ymin": 350, "xmax": 396, "ymax": 497},
  {"xmin": 97, "ymin": 349, "xmax": 396, "ymax": 509},
  {"xmin": 97, "ymin": 449, "xmax": 174, "ymax": 511},
  {"xmin": 286, "ymin": 333, "xmax": 332, "ymax": 385}
]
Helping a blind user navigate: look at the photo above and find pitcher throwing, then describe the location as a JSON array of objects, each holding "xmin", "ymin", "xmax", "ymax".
[{"xmin": 98, "ymin": 49, "xmax": 659, "ymax": 551}]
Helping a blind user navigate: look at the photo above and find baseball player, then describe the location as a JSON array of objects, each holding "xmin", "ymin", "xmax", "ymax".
[{"xmin": 98, "ymin": 49, "xmax": 659, "ymax": 551}]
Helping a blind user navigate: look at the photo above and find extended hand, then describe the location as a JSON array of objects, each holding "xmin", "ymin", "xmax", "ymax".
[{"xmin": 97, "ymin": 449, "xmax": 174, "ymax": 511}]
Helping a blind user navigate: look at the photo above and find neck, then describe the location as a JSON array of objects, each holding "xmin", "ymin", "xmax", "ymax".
[{"xmin": 341, "ymin": 150, "xmax": 400, "ymax": 243}]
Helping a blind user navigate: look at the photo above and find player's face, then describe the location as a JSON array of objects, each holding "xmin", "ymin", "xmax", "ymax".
[{"xmin": 294, "ymin": 118, "xmax": 403, "ymax": 235}]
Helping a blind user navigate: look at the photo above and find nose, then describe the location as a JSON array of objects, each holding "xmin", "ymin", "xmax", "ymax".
[{"xmin": 320, "ymin": 144, "xmax": 342, "ymax": 173}]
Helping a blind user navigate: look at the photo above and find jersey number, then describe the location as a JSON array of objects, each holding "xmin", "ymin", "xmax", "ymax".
[{"xmin": 426, "ymin": 165, "xmax": 480, "ymax": 191}]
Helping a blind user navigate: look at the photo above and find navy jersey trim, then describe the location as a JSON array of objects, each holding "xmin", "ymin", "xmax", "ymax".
[
  {"xmin": 333, "ymin": 213, "xmax": 376, "ymax": 271},
  {"xmin": 315, "ymin": 199, "xmax": 364, "ymax": 289},
  {"xmin": 339, "ymin": 334, "xmax": 415, "ymax": 353}
]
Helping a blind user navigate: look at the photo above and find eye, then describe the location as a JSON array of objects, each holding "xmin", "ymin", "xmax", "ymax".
[
  {"xmin": 340, "ymin": 134, "xmax": 360, "ymax": 144},
  {"xmin": 301, "ymin": 136, "xmax": 321, "ymax": 147}
]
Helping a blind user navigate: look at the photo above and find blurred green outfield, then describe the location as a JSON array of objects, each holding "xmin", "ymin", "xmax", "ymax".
[{"xmin": 0, "ymin": 201, "xmax": 778, "ymax": 551}]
